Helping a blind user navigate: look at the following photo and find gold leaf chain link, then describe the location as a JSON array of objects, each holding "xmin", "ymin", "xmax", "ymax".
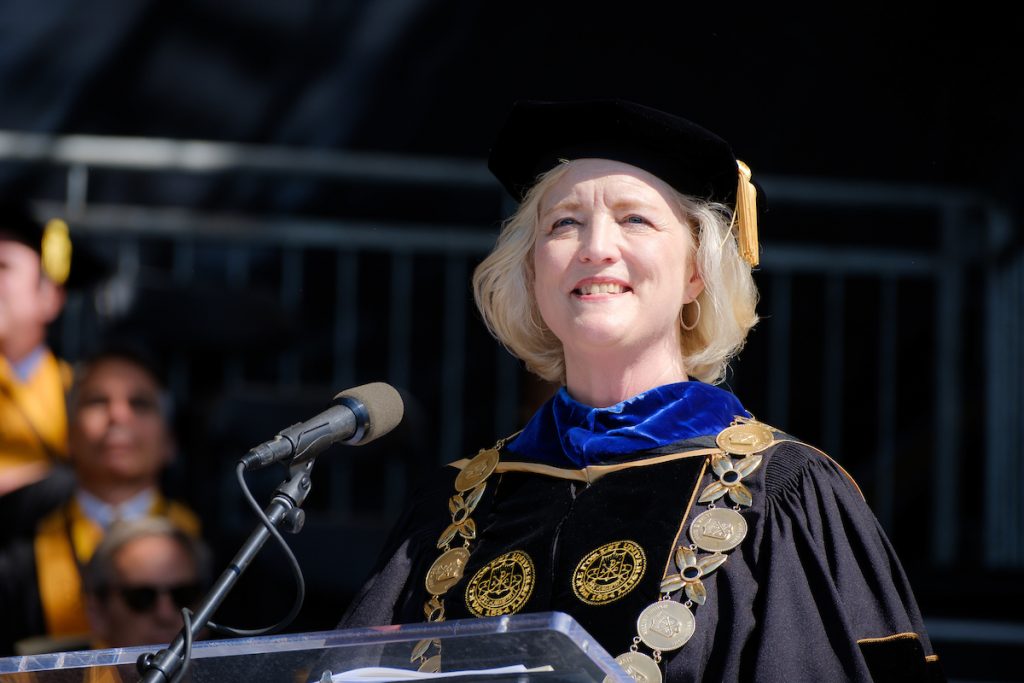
[{"xmin": 412, "ymin": 438, "xmax": 505, "ymax": 672}]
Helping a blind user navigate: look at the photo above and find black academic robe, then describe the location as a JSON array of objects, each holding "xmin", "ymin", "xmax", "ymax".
[
  {"xmin": 0, "ymin": 463, "xmax": 74, "ymax": 547},
  {"xmin": 339, "ymin": 436, "xmax": 944, "ymax": 682},
  {"xmin": 0, "ymin": 538, "xmax": 46, "ymax": 656}
]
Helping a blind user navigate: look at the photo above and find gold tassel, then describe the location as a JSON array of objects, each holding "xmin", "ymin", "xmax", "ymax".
[
  {"xmin": 41, "ymin": 218, "xmax": 72, "ymax": 286},
  {"xmin": 734, "ymin": 160, "xmax": 759, "ymax": 267}
]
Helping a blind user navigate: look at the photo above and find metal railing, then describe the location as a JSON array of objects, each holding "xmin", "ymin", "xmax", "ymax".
[{"xmin": 1, "ymin": 129, "xmax": 1017, "ymax": 574}]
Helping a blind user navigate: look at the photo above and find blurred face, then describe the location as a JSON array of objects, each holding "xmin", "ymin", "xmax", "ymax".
[
  {"xmin": 89, "ymin": 534, "xmax": 199, "ymax": 647},
  {"xmin": 533, "ymin": 159, "xmax": 704, "ymax": 360},
  {"xmin": 0, "ymin": 236, "xmax": 63, "ymax": 356},
  {"xmin": 69, "ymin": 358, "xmax": 173, "ymax": 491}
]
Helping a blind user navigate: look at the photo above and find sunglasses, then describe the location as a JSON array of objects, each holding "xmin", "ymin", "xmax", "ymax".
[{"xmin": 109, "ymin": 583, "xmax": 202, "ymax": 613}]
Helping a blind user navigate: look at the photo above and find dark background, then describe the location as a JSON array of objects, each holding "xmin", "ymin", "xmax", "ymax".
[
  {"xmin": 3, "ymin": 2, "xmax": 1019, "ymax": 205},
  {"xmin": 2, "ymin": 2, "xmax": 1021, "ymax": 679}
]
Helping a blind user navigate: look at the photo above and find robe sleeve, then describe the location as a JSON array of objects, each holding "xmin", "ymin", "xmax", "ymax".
[
  {"xmin": 337, "ymin": 466, "xmax": 457, "ymax": 629},
  {"xmin": 747, "ymin": 441, "xmax": 944, "ymax": 682},
  {"xmin": 0, "ymin": 538, "xmax": 44, "ymax": 656},
  {"xmin": 0, "ymin": 463, "xmax": 74, "ymax": 545}
]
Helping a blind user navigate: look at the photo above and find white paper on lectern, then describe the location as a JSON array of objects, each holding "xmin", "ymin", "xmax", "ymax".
[{"xmin": 324, "ymin": 664, "xmax": 554, "ymax": 681}]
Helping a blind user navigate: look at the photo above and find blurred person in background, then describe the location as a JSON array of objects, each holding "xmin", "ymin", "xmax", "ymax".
[
  {"xmin": 0, "ymin": 345, "xmax": 200, "ymax": 655},
  {"xmin": 83, "ymin": 517, "xmax": 209, "ymax": 649},
  {"xmin": 0, "ymin": 203, "xmax": 108, "ymax": 542}
]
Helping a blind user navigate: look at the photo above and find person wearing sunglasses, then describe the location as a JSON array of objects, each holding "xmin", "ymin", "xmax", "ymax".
[
  {"xmin": 0, "ymin": 345, "xmax": 200, "ymax": 655},
  {"xmin": 82, "ymin": 516, "xmax": 209, "ymax": 649}
]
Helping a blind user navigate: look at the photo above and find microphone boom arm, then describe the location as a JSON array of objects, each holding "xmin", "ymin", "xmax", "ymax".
[{"xmin": 138, "ymin": 458, "xmax": 315, "ymax": 683}]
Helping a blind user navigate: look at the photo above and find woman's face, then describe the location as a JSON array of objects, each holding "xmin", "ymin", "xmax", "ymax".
[{"xmin": 532, "ymin": 159, "xmax": 703, "ymax": 360}]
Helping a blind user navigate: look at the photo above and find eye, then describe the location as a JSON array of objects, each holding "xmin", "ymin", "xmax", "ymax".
[
  {"xmin": 623, "ymin": 215, "xmax": 650, "ymax": 226},
  {"xmin": 129, "ymin": 395, "xmax": 160, "ymax": 414},
  {"xmin": 548, "ymin": 217, "xmax": 579, "ymax": 233},
  {"xmin": 78, "ymin": 395, "xmax": 108, "ymax": 408}
]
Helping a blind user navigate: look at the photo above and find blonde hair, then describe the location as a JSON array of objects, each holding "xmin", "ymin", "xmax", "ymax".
[{"xmin": 472, "ymin": 161, "xmax": 759, "ymax": 385}]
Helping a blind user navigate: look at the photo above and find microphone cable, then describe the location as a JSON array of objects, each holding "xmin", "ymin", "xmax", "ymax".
[
  {"xmin": 146, "ymin": 465, "xmax": 308, "ymax": 682},
  {"xmin": 206, "ymin": 462, "xmax": 306, "ymax": 636},
  {"xmin": 168, "ymin": 609, "xmax": 193, "ymax": 683}
]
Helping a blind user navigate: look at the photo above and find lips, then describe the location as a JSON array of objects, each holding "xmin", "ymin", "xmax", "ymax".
[
  {"xmin": 572, "ymin": 278, "xmax": 631, "ymax": 296},
  {"xmin": 100, "ymin": 432, "xmax": 137, "ymax": 456}
]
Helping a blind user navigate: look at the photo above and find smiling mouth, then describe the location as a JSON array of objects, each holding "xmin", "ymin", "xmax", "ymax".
[{"xmin": 573, "ymin": 282, "xmax": 630, "ymax": 295}]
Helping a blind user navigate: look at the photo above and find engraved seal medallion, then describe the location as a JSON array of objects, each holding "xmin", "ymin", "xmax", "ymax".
[
  {"xmin": 715, "ymin": 422, "xmax": 774, "ymax": 456},
  {"xmin": 689, "ymin": 508, "xmax": 748, "ymax": 552},
  {"xmin": 425, "ymin": 547, "xmax": 470, "ymax": 595},
  {"xmin": 572, "ymin": 540, "xmax": 647, "ymax": 605},
  {"xmin": 606, "ymin": 651, "xmax": 662, "ymax": 683},
  {"xmin": 454, "ymin": 448, "xmax": 499, "ymax": 492},
  {"xmin": 465, "ymin": 550, "xmax": 535, "ymax": 617},
  {"xmin": 637, "ymin": 600, "xmax": 695, "ymax": 651}
]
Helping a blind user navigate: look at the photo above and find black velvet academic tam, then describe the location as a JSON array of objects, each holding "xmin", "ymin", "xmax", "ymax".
[
  {"xmin": 487, "ymin": 100, "xmax": 742, "ymax": 206},
  {"xmin": 339, "ymin": 436, "xmax": 944, "ymax": 682}
]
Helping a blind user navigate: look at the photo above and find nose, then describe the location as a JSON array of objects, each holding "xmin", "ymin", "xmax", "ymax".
[
  {"xmin": 152, "ymin": 591, "xmax": 181, "ymax": 625},
  {"xmin": 578, "ymin": 216, "xmax": 620, "ymax": 264},
  {"xmin": 107, "ymin": 398, "xmax": 135, "ymax": 424}
]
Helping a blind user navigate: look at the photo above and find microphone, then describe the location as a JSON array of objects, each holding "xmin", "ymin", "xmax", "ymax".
[{"xmin": 240, "ymin": 382, "xmax": 404, "ymax": 471}]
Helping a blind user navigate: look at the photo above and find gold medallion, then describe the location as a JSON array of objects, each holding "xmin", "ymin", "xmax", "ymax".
[
  {"xmin": 689, "ymin": 508, "xmax": 748, "ymax": 552},
  {"xmin": 454, "ymin": 448, "xmax": 499, "ymax": 492},
  {"xmin": 465, "ymin": 550, "xmax": 535, "ymax": 617},
  {"xmin": 572, "ymin": 540, "xmax": 647, "ymax": 605},
  {"xmin": 715, "ymin": 422, "xmax": 773, "ymax": 456},
  {"xmin": 606, "ymin": 651, "xmax": 662, "ymax": 683},
  {"xmin": 636, "ymin": 600, "xmax": 695, "ymax": 651},
  {"xmin": 425, "ymin": 547, "xmax": 470, "ymax": 595}
]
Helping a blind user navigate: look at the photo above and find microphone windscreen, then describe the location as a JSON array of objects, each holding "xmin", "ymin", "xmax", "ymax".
[{"xmin": 335, "ymin": 382, "xmax": 404, "ymax": 445}]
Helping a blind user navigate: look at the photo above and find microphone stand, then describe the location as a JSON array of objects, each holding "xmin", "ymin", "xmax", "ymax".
[{"xmin": 137, "ymin": 458, "xmax": 316, "ymax": 683}]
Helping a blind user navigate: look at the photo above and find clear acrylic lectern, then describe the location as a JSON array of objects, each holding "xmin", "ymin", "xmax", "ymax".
[{"xmin": 0, "ymin": 612, "xmax": 629, "ymax": 682}]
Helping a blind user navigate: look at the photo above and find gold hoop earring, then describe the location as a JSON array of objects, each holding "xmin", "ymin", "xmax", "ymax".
[{"xmin": 680, "ymin": 299, "xmax": 701, "ymax": 331}]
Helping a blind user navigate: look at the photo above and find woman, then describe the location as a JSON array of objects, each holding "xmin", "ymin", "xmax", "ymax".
[{"xmin": 341, "ymin": 100, "xmax": 942, "ymax": 682}]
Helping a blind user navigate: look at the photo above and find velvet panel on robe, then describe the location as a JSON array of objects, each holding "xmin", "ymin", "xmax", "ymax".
[
  {"xmin": 0, "ymin": 350, "xmax": 75, "ymax": 546},
  {"xmin": 338, "ymin": 437, "xmax": 943, "ymax": 683},
  {"xmin": 0, "ymin": 350, "xmax": 72, "ymax": 471}
]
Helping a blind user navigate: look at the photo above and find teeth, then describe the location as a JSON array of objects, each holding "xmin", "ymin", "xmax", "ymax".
[{"xmin": 578, "ymin": 282, "xmax": 625, "ymax": 295}]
